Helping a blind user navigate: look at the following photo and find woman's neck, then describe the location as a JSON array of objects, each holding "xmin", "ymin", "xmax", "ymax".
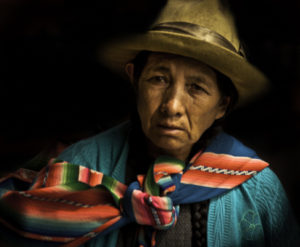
[{"xmin": 146, "ymin": 139, "xmax": 192, "ymax": 162}]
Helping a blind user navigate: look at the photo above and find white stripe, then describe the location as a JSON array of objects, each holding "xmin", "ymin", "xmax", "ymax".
[{"xmin": 189, "ymin": 165, "xmax": 257, "ymax": 176}]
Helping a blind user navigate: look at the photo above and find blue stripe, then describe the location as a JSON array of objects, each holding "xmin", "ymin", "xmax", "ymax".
[{"xmin": 170, "ymin": 184, "xmax": 228, "ymax": 204}]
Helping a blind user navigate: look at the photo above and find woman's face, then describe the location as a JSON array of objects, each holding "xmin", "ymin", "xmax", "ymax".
[{"xmin": 127, "ymin": 53, "xmax": 227, "ymax": 160}]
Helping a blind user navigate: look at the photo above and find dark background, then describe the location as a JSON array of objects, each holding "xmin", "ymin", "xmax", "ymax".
[{"xmin": 0, "ymin": 0, "xmax": 299, "ymax": 222}]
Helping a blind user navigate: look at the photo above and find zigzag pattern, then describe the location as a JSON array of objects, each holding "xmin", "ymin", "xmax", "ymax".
[{"xmin": 189, "ymin": 165, "xmax": 257, "ymax": 176}]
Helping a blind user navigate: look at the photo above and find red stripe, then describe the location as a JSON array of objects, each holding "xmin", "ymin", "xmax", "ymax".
[
  {"xmin": 191, "ymin": 152, "xmax": 268, "ymax": 171},
  {"xmin": 154, "ymin": 163, "xmax": 183, "ymax": 174},
  {"xmin": 89, "ymin": 171, "xmax": 104, "ymax": 186},
  {"xmin": 46, "ymin": 164, "xmax": 64, "ymax": 187}
]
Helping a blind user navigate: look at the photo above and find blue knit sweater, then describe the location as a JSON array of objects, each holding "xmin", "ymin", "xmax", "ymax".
[{"xmin": 58, "ymin": 121, "xmax": 300, "ymax": 247}]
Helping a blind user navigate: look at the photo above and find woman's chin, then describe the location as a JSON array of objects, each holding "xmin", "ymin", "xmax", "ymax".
[{"xmin": 150, "ymin": 136, "xmax": 192, "ymax": 159}]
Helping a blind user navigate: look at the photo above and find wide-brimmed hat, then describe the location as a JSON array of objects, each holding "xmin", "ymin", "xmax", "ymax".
[{"xmin": 99, "ymin": 0, "xmax": 269, "ymax": 105}]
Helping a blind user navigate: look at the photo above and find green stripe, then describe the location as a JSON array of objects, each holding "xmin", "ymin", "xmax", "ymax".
[
  {"xmin": 62, "ymin": 164, "xmax": 79, "ymax": 184},
  {"xmin": 144, "ymin": 156, "xmax": 184, "ymax": 196},
  {"xmin": 101, "ymin": 175, "xmax": 121, "ymax": 205},
  {"xmin": 145, "ymin": 164, "xmax": 160, "ymax": 196}
]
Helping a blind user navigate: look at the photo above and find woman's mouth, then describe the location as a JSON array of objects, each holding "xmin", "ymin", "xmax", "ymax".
[{"xmin": 156, "ymin": 124, "xmax": 185, "ymax": 135}]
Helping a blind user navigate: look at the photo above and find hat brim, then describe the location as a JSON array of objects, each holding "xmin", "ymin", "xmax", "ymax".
[{"xmin": 99, "ymin": 30, "xmax": 269, "ymax": 105}]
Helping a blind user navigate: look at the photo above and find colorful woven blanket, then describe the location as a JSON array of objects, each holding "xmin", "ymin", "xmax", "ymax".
[{"xmin": 0, "ymin": 151, "xmax": 268, "ymax": 246}]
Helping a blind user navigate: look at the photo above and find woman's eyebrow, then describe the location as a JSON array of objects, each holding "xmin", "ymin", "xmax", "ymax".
[
  {"xmin": 148, "ymin": 65, "xmax": 170, "ymax": 73},
  {"xmin": 186, "ymin": 75, "xmax": 211, "ymax": 86}
]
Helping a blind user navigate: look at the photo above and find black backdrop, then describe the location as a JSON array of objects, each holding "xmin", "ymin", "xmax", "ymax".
[{"xmin": 0, "ymin": 0, "xmax": 299, "ymax": 221}]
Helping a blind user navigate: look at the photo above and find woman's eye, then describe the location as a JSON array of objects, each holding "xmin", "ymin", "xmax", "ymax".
[
  {"xmin": 189, "ymin": 83, "xmax": 209, "ymax": 94},
  {"xmin": 148, "ymin": 76, "xmax": 167, "ymax": 83}
]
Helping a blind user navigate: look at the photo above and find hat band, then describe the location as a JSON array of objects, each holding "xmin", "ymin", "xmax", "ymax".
[{"xmin": 151, "ymin": 22, "xmax": 245, "ymax": 57}]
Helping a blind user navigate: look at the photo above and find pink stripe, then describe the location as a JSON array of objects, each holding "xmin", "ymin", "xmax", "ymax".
[
  {"xmin": 131, "ymin": 190, "xmax": 154, "ymax": 225},
  {"xmin": 78, "ymin": 166, "xmax": 90, "ymax": 184}
]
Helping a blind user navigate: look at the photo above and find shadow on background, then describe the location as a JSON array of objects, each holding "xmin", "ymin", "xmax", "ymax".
[{"xmin": 0, "ymin": 0, "xmax": 299, "ymax": 221}]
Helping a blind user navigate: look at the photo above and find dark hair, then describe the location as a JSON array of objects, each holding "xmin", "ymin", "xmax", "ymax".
[
  {"xmin": 130, "ymin": 50, "xmax": 238, "ymax": 152},
  {"xmin": 191, "ymin": 200, "xmax": 209, "ymax": 247}
]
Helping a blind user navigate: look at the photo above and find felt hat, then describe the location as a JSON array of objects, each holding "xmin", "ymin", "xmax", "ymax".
[{"xmin": 99, "ymin": 0, "xmax": 269, "ymax": 104}]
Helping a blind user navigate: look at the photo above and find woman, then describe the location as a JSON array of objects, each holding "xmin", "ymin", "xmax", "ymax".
[{"xmin": 0, "ymin": 0, "xmax": 299, "ymax": 246}]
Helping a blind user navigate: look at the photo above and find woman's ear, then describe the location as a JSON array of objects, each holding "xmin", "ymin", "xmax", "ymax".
[{"xmin": 125, "ymin": 63, "xmax": 135, "ymax": 85}]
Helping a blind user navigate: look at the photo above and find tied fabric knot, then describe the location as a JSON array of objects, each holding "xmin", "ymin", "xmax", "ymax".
[
  {"xmin": 0, "ymin": 149, "xmax": 269, "ymax": 247},
  {"xmin": 121, "ymin": 156, "xmax": 185, "ymax": 246},
  {"xmin": 122, "ymin": 156, "xmax": 184, "ymax": 230},
  {"xmin": 122, "ymin": 181, "xmax": 179, "ymax": 230}
]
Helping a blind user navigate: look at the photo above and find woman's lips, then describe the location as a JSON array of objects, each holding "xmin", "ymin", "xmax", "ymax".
[{"xmin": 156, "ymin": 124, "xmax": 185, "ymax": 135}]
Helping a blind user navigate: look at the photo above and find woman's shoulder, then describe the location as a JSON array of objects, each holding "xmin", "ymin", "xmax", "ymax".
[
  {"xmin": 57, "ymin": 121, "xmax": 131, "ymax": 170},
  {"xmin": 206, "ymin": 132, "xmax": 258, "ymax": 158},
  {"xmin": 211, "ymin": 132, "xmax": 285, "ymax": 206},
  {"xmin": 240, "ymin": 167, "xmax": 300, "ymax": 245},
  {"xmin": 212, "ymin": 133, "xmax": 282, "ymax": 194},
  {"xmin": 207, "ymin": 133, "xmax": 300, "ymax": 246}
]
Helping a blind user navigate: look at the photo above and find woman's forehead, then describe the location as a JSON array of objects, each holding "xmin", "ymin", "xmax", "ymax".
[{"xmin": 143, "ymin": 52, "xmax": 216, "ymax": 78}]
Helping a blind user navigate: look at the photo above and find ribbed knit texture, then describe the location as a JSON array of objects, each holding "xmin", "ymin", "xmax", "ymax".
[{"xmin": 207, "ymin": 167, "xmax": 300, "ymax": 247}]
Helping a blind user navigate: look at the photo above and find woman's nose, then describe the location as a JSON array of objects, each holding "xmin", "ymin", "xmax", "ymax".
[{"xmin": 160, "ymin": 84, "xmax": 185, "ymax": 117}]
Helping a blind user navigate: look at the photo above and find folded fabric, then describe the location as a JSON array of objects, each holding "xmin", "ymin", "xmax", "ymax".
[{"xmin": 0, "ymin": 151, "xmax": 268, "ymax": 246}]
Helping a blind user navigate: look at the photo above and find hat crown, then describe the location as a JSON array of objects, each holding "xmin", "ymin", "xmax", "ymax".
[
  {"xmin": 99, "ymin": 0, "xmax": 269, "ymax": 105},
  {"xmin": 154, "ymin": 0, "xmax": 240, "ymax": 51}
]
